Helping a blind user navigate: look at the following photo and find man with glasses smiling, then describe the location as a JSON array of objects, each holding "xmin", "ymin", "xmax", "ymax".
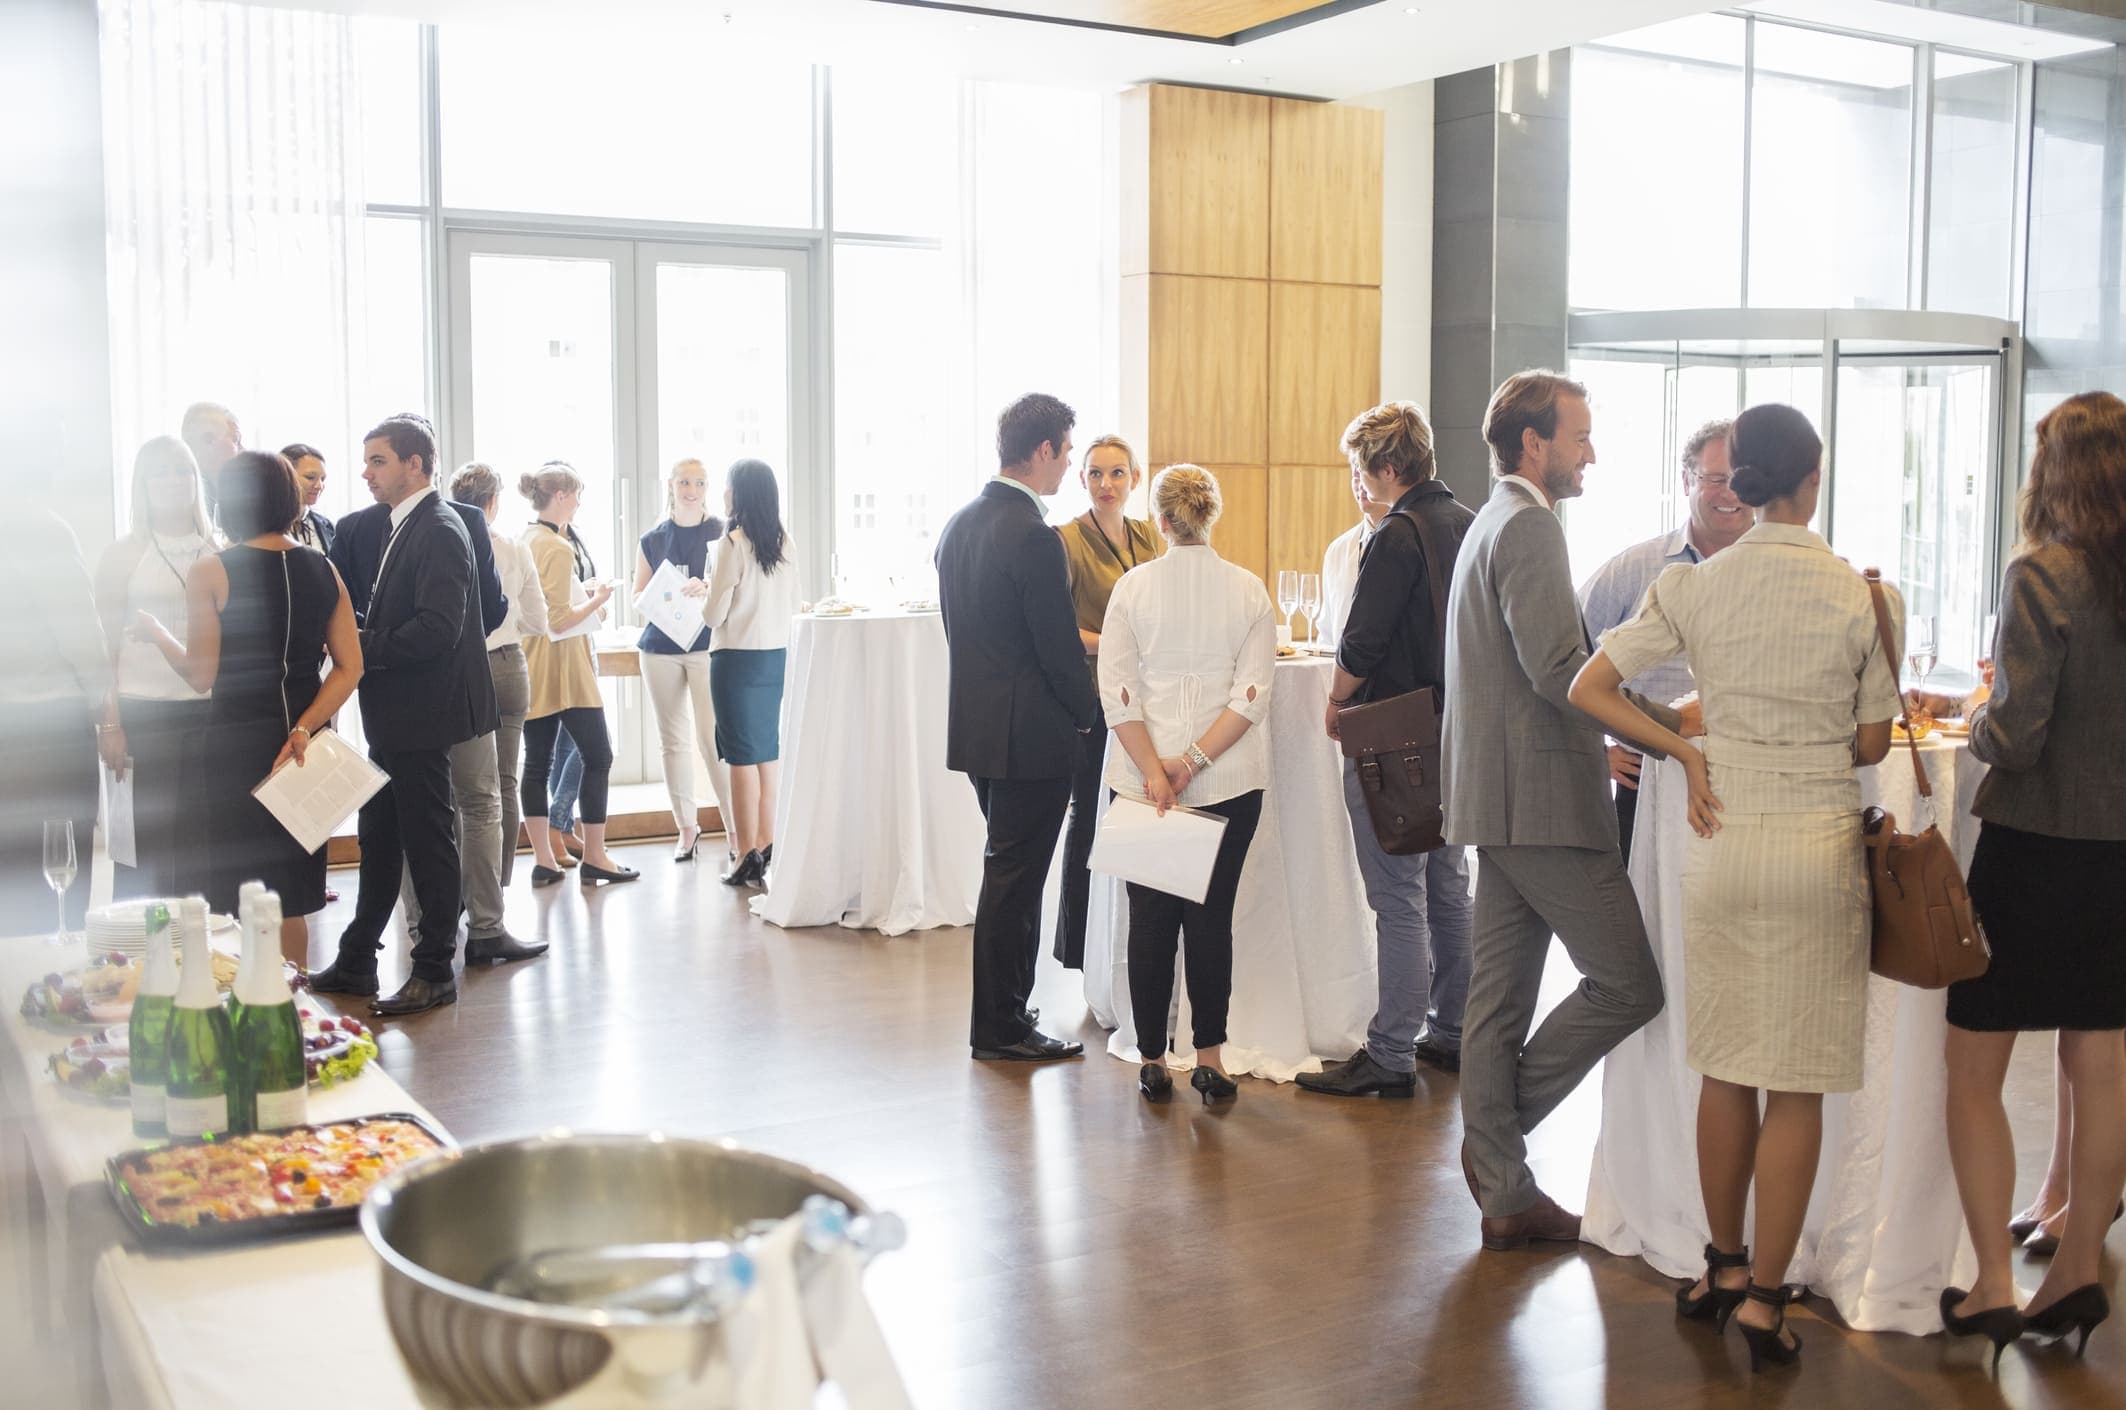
[{"xmin": 1575, "ymin": 417, "xmax": 1742, "ymax": 863}]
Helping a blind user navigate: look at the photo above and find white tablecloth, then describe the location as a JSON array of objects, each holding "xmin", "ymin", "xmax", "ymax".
[
  {"xmin": 754, "ymin": 611, "xmax": 985, "ymax": 936},
  {"xmin": 1584, "ymin": 739, "xmax": 1986, "ymax": 1334},
  {"xmin": 1082, "ymin": 655, "xmax": 1378, "ymax": 1081}
]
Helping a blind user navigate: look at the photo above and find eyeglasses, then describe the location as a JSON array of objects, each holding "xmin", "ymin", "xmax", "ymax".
[{"xmin": 1690, "ymin": 473, "xmax": 1733, "ymax": 491}]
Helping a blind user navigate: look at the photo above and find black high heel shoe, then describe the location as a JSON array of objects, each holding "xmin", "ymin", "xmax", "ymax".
[
  {"xmin": 1676, "ymin": 1243, "xmax": 1751, "ymax": 1329},
  {"xmin": 1190, "ymin": 1067, "xmax": 1238, "ymax": 1104},
  {"xmin": 721, "ymin": 850, "xmax": 766, "ymax": 887},
  {"xmin": 1940, "ymin": 1287, "xmax": 2025, "ymax": 1372},
  {"xmin": 2024, "ymin": 1284, "xmax": 2108, "ymax": 1357},
  {"xmin": 1138, "ymin": 1064, "xmax": 1172, "ymax": 1101},
  {"xmin": 1736, "ymin": 1284, "xmax": 1802, "ymax": 1373}
]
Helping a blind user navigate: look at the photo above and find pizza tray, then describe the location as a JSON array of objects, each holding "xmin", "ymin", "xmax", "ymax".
[{"xmin": 106, "ymin": 1111, "xmax": 453, "ymax": 1249}]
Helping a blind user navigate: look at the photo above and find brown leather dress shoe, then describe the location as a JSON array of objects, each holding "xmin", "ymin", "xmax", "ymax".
[{"xmin": 1479, "ymin": 1190, "xmax": 1582, "ymax": 1252}]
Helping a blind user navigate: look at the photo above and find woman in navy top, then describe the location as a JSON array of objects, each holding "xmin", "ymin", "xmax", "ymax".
[{"xmin": 632, "ymin": 457, "xmax": 734, "ymax": 863}]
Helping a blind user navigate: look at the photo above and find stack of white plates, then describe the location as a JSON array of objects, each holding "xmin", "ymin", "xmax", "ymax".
[{"xmin": 85, "ymin": 900, "xmax": 236, "ymax": 958}]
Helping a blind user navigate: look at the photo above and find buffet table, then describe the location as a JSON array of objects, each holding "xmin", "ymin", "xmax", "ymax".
[
  {"xmin": 1583, "ymin": 738, "xmax": 1986, "ymax": 1335},
  {"xmin": 1081, "ymin": 655, "xmax": 1379, "ymax": 1081},
  {"xmin": 754, "ymin": 610, "xmax": 985, "ymax": 936}
]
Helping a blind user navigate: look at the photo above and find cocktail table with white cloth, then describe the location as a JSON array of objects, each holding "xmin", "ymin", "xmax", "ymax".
[
  {"xmin": 754, "ymin": 610, "xmax": 985, "ymax": 936},
  {"xmin": 1584, "ymin": 736, "xmax": 1986, "ymax": 1335},
  {"xmin": 1082, "ymin": 654, "xmax": 1378, "ymax": 1081}
]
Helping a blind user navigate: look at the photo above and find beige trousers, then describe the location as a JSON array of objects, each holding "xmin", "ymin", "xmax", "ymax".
[{"xmin": 638, "ymin": 650, "xmax": 733, "ymax": 835}]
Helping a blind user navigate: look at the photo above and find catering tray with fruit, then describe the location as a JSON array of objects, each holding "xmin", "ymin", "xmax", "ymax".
[
  {"xmin": 19, "ymin": 950, "xmax": 303, "ymax": 1028},
  {"xmin": 48, "ymin": 1001, "xmax": 377, "ymax": 1103},
  {"xmin": 107, "ymin": 1113, "xmax": 449, "ymax": 1247}
]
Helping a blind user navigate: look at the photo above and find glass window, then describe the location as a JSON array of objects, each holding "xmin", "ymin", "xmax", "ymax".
[
  {"xmin": 354, "ymin": 216, "xmax": 429, "ymax": 518},
  {"xmin": 1927, "ymin": 54, "xmax": 2018, "ymax": 318},
  {"xmin": 831, "ymin": 68, "xmax": 958, "ymax": 237},
  {"xmin": 1747, "ymin": 23, "xmax": 1914, "ymax": 308},
  {"xmin": 651, "ymin": 261, "xmax": 791, "ymax": 487},
  {"xmin": 1563, "ymin": 356, "xmax": 1674, "ymax": 584},
  {"xmin": 439, "ymin": 25, "xmax": 813, "ymax": 227},
  {"xmin": 354, "ymin": 17, "xmax": 423, "ymax": 206},
  {"xmin": 1569, "ymin": 15, "xmax": 1747, "ymax": 311}
]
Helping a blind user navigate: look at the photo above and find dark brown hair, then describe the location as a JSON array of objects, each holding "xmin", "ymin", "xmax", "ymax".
[
  {"xmin": 1727, "ymin": 404, "xmax": 1822, "ymax": 507},
  {"xmin": 996, "ymin": 393, "xmax": 1075, "ymax": 468},
  {"xmin": 363, "ymin": 416, "xmax": 436, "ymax": 479},
  {"xmin": 1481, "ymin": 370, "xmax": 1588, "ymax": 476},
  {"xmin": 216, "ymin": 451, "xmax": 303, "ymax": 540},
  {"xmin": 2023, "ymin": 391, "xmax": 2126, "ymax": 628},
  {"xmin": 279, "ymin": 442, "xmax": 324, "ymax": 466}
]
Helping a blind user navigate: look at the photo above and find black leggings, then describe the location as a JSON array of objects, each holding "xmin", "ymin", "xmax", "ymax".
[
  {"xmin": 522, "ymin": 708, "xmax": 614, "ymax": 825},
  {"xmin": 1127, "ymin": 789, "xmax": 1263, "ymax": 1057}
]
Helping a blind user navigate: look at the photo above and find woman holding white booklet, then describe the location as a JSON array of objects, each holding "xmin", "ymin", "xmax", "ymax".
[{"xmin": 1098, "ymin": 465, "xmax": 1277, "ymax": 1105}]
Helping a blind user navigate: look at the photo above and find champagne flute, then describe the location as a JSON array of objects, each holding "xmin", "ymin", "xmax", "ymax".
[
  {"xmin": 1276, "ymin": 570, "xmax": 1300, "ymax": 641},
  {"xmin": 1907, "ymin": 616, "xmax": 1938, "ymax": 695},
  {"xmin": 43, "ymin": 819, "xmax": 77, "ymax": 947},
  {"xmin": 1300, "ymin": 573, "xmax": 1324, "ymax": 647}
]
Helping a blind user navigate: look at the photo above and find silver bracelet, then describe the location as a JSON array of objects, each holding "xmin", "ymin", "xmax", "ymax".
[{"xmin": 1184, "ymin": 743, "xmax": 1212, "ymax": 775}]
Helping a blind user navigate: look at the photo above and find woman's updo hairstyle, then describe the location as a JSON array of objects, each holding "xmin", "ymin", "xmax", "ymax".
[
  {"xmin": 1341, "ymin": 400, "xmax": 1437, "ymax": 486},
  {"xmin": 1727, "ymin": 403, "xmax": 1822, "ymax": 507},
  {"xmin": 518, "ymin": 460, "xmax": 583, "ymax": 512},
  {"xmin": 1153, "ymin": 464, "xmax": 1222, "ymax": 541}
]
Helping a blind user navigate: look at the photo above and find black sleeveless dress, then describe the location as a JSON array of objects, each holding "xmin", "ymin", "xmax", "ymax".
[{"xmin": 205, "ymin": 545, "xmax": 336, "ymax": 916}]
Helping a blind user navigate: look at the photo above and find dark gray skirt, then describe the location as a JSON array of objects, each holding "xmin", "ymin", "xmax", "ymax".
[{"xmin": 1949, "ymin": 821, "xmax": 2126, "ymax": 1032}]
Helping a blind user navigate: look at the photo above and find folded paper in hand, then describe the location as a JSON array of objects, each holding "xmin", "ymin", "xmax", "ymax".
[
  {"xmin": 1087, "ymin": 794, "xmax": 1229, "ymax": 905},
  {"xmin": 633, "ymin": 559, "xmax": 706, "ymax": 650},
  {"xmin": 251, "ymin": 728, "xmax": 390, "ymax": 855}
]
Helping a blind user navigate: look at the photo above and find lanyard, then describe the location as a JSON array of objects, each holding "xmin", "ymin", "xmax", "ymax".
[
  {"xmin": 539, "ymin": 520, "xmax": 597, "ymax": 581},
  {"xmin": 1082, "ymin": 514, "xmax": 1138, "ymax": 573},
  {"xmin": 146, "ymin": 532, "xmax": 202, "ymax": 592}
]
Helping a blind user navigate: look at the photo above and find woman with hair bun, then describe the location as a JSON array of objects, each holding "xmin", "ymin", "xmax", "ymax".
[
  {"xmin": 1097, "ymin": 464, "xmax": 1277, "ymax": 1104},
  {"xmin": 1568, "ymin": 402, "xmax": 1903, "ymax": 1372}
]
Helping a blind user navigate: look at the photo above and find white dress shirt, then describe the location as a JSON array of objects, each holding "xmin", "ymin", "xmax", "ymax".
[
  {"xmin": 1502, "ymin": 474, "xmax": 1552, "ymax": 511},
  {"xmin": 1318, "ymin": 515, "xmax": 1377, "ymax": 648},
  {"xmin": 485, "ymin": 525, "xmax": 549, "ymax": 651},
  {"xmin": 1098, "ymin": 545, "xmax": 1278, "ymax": 806},
  {"xmin": 373, "ymin": 483, "xmax": 437, "ymax": 590},
  {"xmin": 701, "ymin": 527, "xmax": 801, "ymax": 651}
]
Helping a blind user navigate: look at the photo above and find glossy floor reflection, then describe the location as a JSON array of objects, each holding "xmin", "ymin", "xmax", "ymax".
[{"xmin": 160, "ymin": 845, "xmax": 2126, "ymax": 1404}]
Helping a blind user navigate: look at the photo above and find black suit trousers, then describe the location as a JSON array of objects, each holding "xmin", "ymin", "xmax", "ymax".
[
  {"xmin": 968, "ymin": 773, "xmax": 1072, "ymax": 1048},
  {"xmin": 1050, "ymin": 723, "xmax": 1108, "ymax": 970},
  {"xmin": 1613, "ymin": 782, "xmax": 1639, "ymax": 868},
  {"xmin": 337, "ymin": 746, "xmax": 461, "ymax": 984}
]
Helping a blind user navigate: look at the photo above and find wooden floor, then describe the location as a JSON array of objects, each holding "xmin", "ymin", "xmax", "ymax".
[{"xmin": 17, "ymin": 839, "xmax": 2121, "ymax": 1408}]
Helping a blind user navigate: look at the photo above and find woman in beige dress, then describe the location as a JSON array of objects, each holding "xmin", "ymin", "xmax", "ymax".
[{"xmin": 1569, "ymin": 403, "xmax": 1900, "ymax": 1372}]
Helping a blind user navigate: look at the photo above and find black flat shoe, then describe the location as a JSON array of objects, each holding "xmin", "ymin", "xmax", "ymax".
[
  {"xmin": 580, "ymin": 860, "xmax": 640, "ymax": 885},
  {"xmin": 530, "ymin": 865, "xmax": 565, "ymax": 888},
  {"xmin": 2019, "ymin": 1198, "xmax": 2124, "ymax": 1256},
  {"xmin": 972, "ymin": 1031, "xmax": 1083, "ymax": 1062},
  {"xmin": 1190, "ymin": 1067, "xmax": 1238, "ymax": 1104},
  {"xmin": 306, "ymin": 960, "xmax": 379, "ymax": 997},
  {"xmin": 1677, "ymin": 1243, "xmax": 1751, "ymax": 1330},
  {"xmin": 465, "ymin": 932, "xmax": 549, "ymax": 965},
  {"xmin": 1940, "ymin": 1286, "xmax": 2024, "ymax": 1371},
  {"xmin": 2025, "ymin": 1284, "xmax": 2108, "ymax": 1357},
  {"xmin": 721, "ymin": 850, "xmax": 765, "ymax": 887},
  {"xmin": 370, "ymin": 975, "xmax": 457, "ymax": 1018},
  {"xmin": 1138, "ymin": 1063, "xmax": 1172, "ymax": 1101},
  {"xmin": 1412, "ymin": 1033, "xmax": 1461, "ymax": 1074}
]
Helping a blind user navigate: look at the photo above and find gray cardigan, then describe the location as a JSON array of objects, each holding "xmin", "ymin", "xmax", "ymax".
[{"xmin": 1969, "ymin": 542, "xmax": 2126, "ymax": 840}]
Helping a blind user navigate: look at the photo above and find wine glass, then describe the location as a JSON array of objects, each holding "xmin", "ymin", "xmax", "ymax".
[
  {"xmin": 1907, "ymin": 616, "xmax": 1938, "ymax": 694},
  {"xmin": 1276, "ymin": 570, "xmax": 1300, "ymax": 641},
  {"xmin": 1299, "ymin": 573, "xmax": 1324, "ymax": 647},
  {"xmin": 43, "ymin": 819, "xmax": 77, "ymax": 947}
]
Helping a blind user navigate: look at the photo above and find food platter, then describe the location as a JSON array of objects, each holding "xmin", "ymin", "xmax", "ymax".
[{"xmin": 21, "ymin": 951, "xmax": 302, "ymax": 1028}]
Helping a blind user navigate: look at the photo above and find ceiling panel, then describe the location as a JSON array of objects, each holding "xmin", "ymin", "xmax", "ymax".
[{"xmin": 872, "ymin": 1, "xmax": 1369, "ymax": 43}]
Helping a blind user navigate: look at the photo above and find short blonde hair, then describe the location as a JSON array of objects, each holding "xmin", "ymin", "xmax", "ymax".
[
  {"xmin": 518, "ymin": 460, "xmax": 582, "ymax": 511},
  {"xmin": 450, "ymin": 461, "xmax": 502, "ymax": 508},
  {"xmin": 1152, "ymin": 464, "xmax": 1221, "ymax": 541},
  {"xmin": 1081, "ymin": 434, "xmax": 1140, "ymax": 476},
  {"xmin": 1340, "ymin": 401, "xmax": 1436, "ymax": 487}
]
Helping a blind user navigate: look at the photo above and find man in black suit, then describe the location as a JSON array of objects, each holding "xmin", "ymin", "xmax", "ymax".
[
  {"xmin": 309, "ymin": 417, "xmax": 501, "ymax": 1016},
  {"xmin": 935, "ymin": 393, "xmax": 1101, "ymax": 1062}
]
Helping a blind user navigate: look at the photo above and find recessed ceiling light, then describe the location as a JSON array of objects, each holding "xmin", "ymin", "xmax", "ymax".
[
  {"xmin": 1229, "ymin": 57, "xmax": 1244, "ymax": 65},
  {"xmin": 1405, "ymin": 5, "xmax": 1420, "ymax": 12}
]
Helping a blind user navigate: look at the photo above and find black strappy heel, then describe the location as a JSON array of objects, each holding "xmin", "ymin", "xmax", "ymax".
[
  {"xmin": 1675, "ymin": 1243, "xmax": 1750, "ymax": 1330},
  {"xmin": 1736, "ymin": 1283, "xmax": 1803, "ymax": 1372}
]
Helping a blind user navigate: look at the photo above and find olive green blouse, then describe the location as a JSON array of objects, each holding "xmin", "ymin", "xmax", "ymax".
[{"xmin": 1058, "ymin": 513, "xmax": 1165, "ymax": 642}]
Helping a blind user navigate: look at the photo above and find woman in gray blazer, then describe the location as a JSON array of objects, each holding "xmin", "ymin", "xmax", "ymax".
[{"xmin": 1913, "ymin": 391, "xmax": 2126, "ymax": 1359}]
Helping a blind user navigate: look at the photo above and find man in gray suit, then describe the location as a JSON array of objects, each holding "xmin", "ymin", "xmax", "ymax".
[{"xmin": 1442, "ymin": 370, "xmax": 1692, "ymax": 1251}]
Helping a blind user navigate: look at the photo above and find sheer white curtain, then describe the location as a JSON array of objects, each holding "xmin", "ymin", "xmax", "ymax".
[{"xmin": 99, "ymin": 0, "xmax": 364, "ymax": 505}]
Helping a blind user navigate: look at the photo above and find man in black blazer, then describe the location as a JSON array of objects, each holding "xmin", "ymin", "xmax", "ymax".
[
  {"xmin": 309, "ymin": 417, "xmax": 500, "ymax": 1016},
  {"xmin": 935, "ymin": 393, "xmax": 1101, "ymax": 1061}
]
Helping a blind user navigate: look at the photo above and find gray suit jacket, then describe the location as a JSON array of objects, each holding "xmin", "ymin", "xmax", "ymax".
[{"xmin": 1442, "ymin": 478, "xmax": 1680, "ymax": 849}]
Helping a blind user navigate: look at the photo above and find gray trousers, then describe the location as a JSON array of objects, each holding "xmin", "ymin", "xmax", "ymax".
[
  {"xmin": 1460, "ymin": 843, "xmax": 1664, "ymax": 1217},
  {"xmin": 490, "ymin": 645, "xmax": 530, "ymax": 886},
  {"xmin": 1341, "ymin": 757, "xmax": 1474, "ymax": 1070},
  {"xmin": 401, "ymin": 729, "xmax": 505, "ymax": 942}
]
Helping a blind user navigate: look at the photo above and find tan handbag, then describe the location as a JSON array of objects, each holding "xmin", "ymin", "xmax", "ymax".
[{"xmin": 1860, "ymin": 569, "xmax": 1989, "ymax": 988}]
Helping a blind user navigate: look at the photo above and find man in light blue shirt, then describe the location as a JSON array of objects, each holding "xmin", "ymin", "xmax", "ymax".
[{"xmin": 1575, "ymin": 418, "xmax": 1743, "ymax": 862}]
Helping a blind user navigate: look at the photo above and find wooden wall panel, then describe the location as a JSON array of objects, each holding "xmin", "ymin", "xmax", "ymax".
[
  {"xmin": 1268, "ymin": 464, "xmax": 1360, "ymax": 583},
  {"xmin": 1145, "ymin": 274, "xmax": 1268, "ymax": 467},
  {"xmin": 1205, "ymin": 463, "xmax": 1269, "ymax": 584},
  {"xmin": 1270, "ymin": 100, "xmax": 1383, "ymax": 286},
  {"xmin": 1127, "ymin": 85, "xmax": 1270, "ymax": 279},
  {"xmin": 1268, "ymin": 281, "xmax": 1380, "ymax": 466}
]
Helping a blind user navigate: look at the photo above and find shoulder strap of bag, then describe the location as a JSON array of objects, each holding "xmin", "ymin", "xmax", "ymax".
[
  {"xmin": 1863, "ymin": 567, "xmax": 1931, "ymax": 800},
  {"xmin": 1385, "ymin": 508, "xmax": 1451, "ymax": 630}
]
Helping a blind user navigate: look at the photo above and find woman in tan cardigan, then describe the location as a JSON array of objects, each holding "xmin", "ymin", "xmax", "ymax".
[{"xmin": 518, "ymin": 462, "xmax": 637, "ymax": 887}]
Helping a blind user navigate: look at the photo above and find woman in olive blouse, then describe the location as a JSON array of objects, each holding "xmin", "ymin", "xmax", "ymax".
[{"xmin": 1052, "ymin": 434, "xmax": 1164, "ymax": 968}]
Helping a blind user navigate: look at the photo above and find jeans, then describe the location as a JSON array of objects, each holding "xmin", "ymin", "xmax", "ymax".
[
  {"xmin": 547, "ymin": 727, "xmax": 584, "ymax": 832},
  {"xmin": 1341, "ymin": 756, "xmax": 1474, "ymax": 1071}
]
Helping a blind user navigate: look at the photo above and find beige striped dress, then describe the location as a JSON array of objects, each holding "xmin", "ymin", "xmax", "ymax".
[{"xmin": 1600, "ymin": 523, "xmax": 1904, "ymax": 1093}]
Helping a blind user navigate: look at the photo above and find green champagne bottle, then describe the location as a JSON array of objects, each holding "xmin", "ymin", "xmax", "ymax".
[
  {"xmin": 163, "ymin": 897, "xmax": 235, "ymax": 1140},
  {"xmin": 226, "ymin": 881, "xmax": 269, "ymax": 1132},
  {"xmin": 232, "ymin": 891, "xmax": 308, "ymax": 1132},
  {"xmin": 127, "ymin": 901, "xmax": 178, "ymax": 1138}
]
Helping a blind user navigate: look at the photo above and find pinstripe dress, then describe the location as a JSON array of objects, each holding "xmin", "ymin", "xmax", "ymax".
[{"xmin": 1600, "ymin": 523, "xmax": 1904, "ymax": 1093}]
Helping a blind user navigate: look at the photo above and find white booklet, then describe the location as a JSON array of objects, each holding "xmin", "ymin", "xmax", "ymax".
[
  {"xmin": 1087, "ymin": 793, "xmax": 1230, "ymax": 905},
  {"xmin": 250, "ymin": 727, "xmax": 390, "ymax": 855},
  {"xmin": 550, "ymin": 582, "xmax": 608, "ymax": 641},
  {"xmin": 633, "ymin": 558, "xmax": 706, "ymax": 650},
  {"xmin": 102, "ymin": 762, "xmax": 137, "ymax": 869}
]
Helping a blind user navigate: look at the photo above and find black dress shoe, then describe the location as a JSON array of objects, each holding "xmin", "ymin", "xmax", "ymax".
[
  {"xmin": 371, "ymin": 975, "xmax": 458, "ymax": 1017},
  {"xmin": 721, "ymin": 850, "xmax": 765, "ymax": 887},
  {"xmin": 307, "ymin": 960, "xmax": 379, "ymax": 997},
  {"xmin": 465, "ymin": 933, "xmax": 549, "ymax": 965},
  {"xmin": 1413, "ymin": 1033, "xmax": 1461, "ymax": 1073},
  {"xmin": 1296, "ymin": 1049, "xmax": 1416, "ymax": 1098},
  {"xmin": 530, "ymin": 865, "xmax": 566, "ymax": 888},
  {"xmin": 580, "ymin": 860, "xmax": 640, "ymax": 885},
  {"xmin": 1138, "ymin": 1063, "xmax": 1173, "ymax": 1101},
  {"xmin": 971, "ymin": 1031, "xmax": 1084, "ymax": 1062}
]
